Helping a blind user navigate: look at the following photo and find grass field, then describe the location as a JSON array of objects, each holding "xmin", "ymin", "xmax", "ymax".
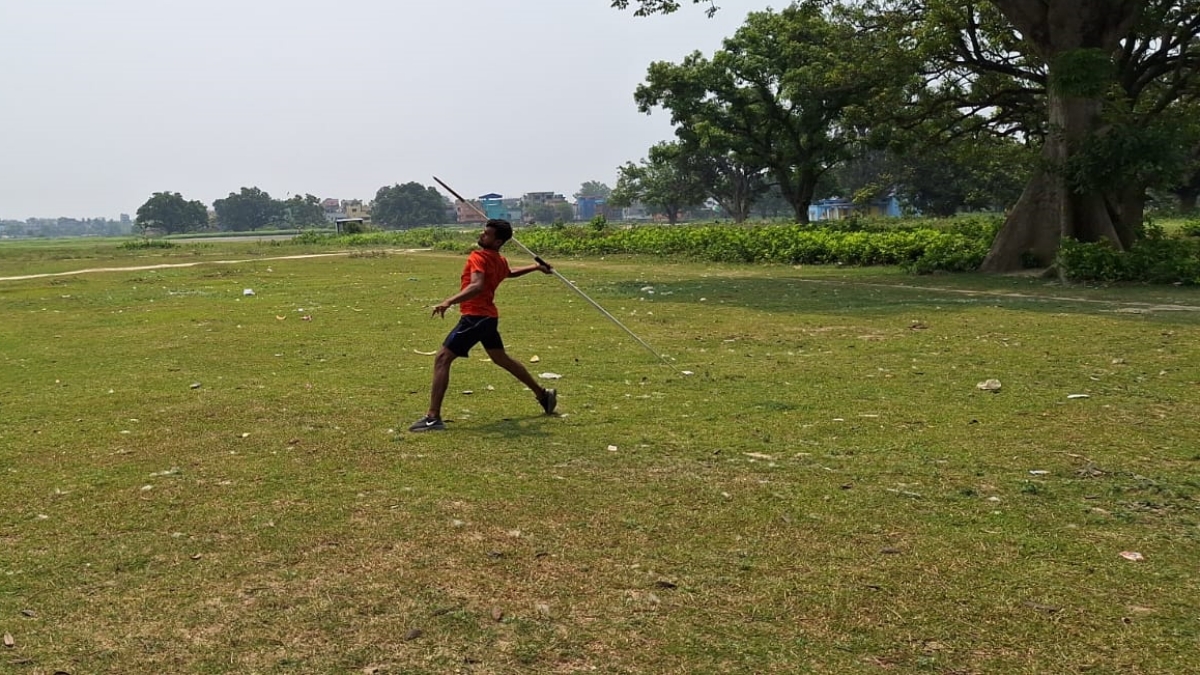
[{"xmin": 1, "ymin": 238, "xmax": 1199, "ymax": 674}]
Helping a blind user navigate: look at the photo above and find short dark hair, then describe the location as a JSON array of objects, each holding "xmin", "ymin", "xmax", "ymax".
[{"xmin": 486, "ymin": 218, "xmax": 513, "ymax": 242}]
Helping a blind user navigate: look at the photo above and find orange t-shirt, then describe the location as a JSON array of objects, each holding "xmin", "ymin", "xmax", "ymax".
[{"xmin": 458, "ymin": 248, "xmax": 510, "ymax": 318}]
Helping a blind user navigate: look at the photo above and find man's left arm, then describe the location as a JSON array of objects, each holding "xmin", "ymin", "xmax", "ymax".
[{"xmin": 509, "ymin": 261, "xmax": 553, "ymax": 278}]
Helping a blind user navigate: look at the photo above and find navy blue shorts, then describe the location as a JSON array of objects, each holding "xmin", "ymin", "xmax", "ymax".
[{"xmin": 443, "ymin": 315, "xmax": 503, "ymax": 357}]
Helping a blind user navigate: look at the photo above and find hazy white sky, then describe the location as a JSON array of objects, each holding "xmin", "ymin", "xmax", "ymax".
[{"xmin": 0, "ymin": 0, "xmax": 763, "ymax": 220}]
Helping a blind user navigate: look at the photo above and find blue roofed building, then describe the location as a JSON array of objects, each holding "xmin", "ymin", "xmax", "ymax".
[
  {"xmin": 576, "ymin": 196, "xmax": 608, "ymax": 221},
  {"xmin": 479, "ymin": 193, "xmax": 507, "ymax": 220},
  {"xmin": 808, "ymin": 194, "xmax": 903, "ymax": 221}
]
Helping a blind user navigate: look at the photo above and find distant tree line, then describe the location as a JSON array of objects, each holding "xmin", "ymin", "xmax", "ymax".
[
  {"xmin": 134, "ymin": 181, "xmax": 639, "ymax": 235},
  {"xmin": 133, "ymin": 182, "xmax": 463, "ymax": 235},
  {"xmin": 0, "ymin": 217, "xmax": 132, "ymax": 238},
  {"xmin": 134, "ymin": 189, "xmax": 329, "ymax": 235}
]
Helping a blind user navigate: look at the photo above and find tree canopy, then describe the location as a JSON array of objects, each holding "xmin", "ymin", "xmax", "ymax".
[
  {"xmin": 634, "ymin": 1, "xmax": 921, "ymax": 223},
  {"xmin": 213, "ymin": 187, "xmax": 279, "ymax": 232},
  {"xmin": 279, "ymin": 194, "xmax": 327, "ymax": 228},
  {"xmin": 610, "ymin": 142, "xmax": 708, "ymax": 224},
  {"xmin": 574, "ymin": 181, "xmax": 613, "ymax": 200},
  {"xmin": 371, "ymin": 182, "xmax": 449, "ymax": 229},
  {"xmin": 135, "ymin": 192, "xmax": 208, "ymax": 234}
]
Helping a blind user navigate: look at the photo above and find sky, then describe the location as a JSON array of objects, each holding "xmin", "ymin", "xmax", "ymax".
[{"xmin": 0, "ymin": 0, "xmax": 765, "ymax": 220}]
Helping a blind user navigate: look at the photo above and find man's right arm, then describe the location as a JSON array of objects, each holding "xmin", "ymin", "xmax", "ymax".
[{"xmin": 432, "ymin": 271, "xmax": 485, "ymax": 318}]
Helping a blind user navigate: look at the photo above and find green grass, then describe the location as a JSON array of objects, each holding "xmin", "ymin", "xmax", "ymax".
[{"xmin": 1, "ymin": 240, "xmax": 1199, "ymax": 673}]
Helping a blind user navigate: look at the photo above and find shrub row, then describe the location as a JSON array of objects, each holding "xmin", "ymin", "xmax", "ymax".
[
  {"xmin": 289, "ymin": 218, "xmax": 1001, "ymax": 273},
  {"xmin": 518, "ymin": 220, "xmax": 998, "ymax": 273},
  {"xmin": 292, "ymin": 228, "xmax": 467, "ymax": 250},
  {"xmin": 287, "ymin": 218, "xmax": 1200, "ymax": 283},
  {"xmin": 1057, "ymin": 237, "xmax": 1200, "ymax": 285}
]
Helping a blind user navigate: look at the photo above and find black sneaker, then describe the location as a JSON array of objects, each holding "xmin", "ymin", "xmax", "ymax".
[
  {"xmin": 408, "ymin": 415, "xmax": 445, "ymax": 432},
  {"xmin": 539, "ymin": 388, "xmax": 557, "ymax": 415}
]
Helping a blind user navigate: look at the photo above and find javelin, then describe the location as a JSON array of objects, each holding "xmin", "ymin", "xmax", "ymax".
[{"xmin": 432, "ymin": 176, "xmax": 683, "ymax": 373}]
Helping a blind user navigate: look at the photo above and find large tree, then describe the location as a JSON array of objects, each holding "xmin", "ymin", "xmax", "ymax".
[
  {"xmin": 574, "ymin": 181, "xmax": 613, "ymax": 200},
  {"xmin": 854, "ymin": 127, "xmax": 1034, "ymax": 216},
  {"xmin": 372, "ymin": 182, "xmax": 447, "ymax": 229},
  {"xmin": 616, "ymin": 0, "xmax": 1200, "ymax": 270},
  {"xmin": 610, "ymin": 141, "xmax": 708, "ymax": 224},
  {"xmin": 685, "ymin": 143, "xmax": 768, "ymax": 223},
  {"xmin": 920, "ymin": 0, "xmax": 1200, "ymax": 271},
  {"xmin": 135, "ymin": 192, "xmax": 208, "ymax": 234},
  {"xmin": 634, "ymin": 2, "xmax": 920, "ymax": 223},
  {"xmin": 279, "ymin": 194, "xmax": 326, "ymax": 228},
  {"xmin": 213, "ymin": 187, "xmax": 279, "ymax": 232}
]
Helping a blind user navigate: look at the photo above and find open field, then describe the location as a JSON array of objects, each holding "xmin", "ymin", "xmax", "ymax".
[{"xmin": 2, "ymin": 239, "xmax": 1199, "ymax": 673}]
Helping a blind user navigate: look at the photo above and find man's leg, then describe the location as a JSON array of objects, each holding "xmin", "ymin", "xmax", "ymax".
[
  {"xmin": 427, "ymin": 346, "xmax": 457, "ymax": 419},
  {"xmin": 484, "ymin": 347, "xmax": 556, "ymax": 413}
]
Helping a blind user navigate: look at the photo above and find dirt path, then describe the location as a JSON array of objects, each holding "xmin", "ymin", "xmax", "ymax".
[
  {"xmin": 0, "ymin": 249, "xmax": 433, "ymax": 282},
  {"xmin": 3, "ymin": 250, "xmax": 1197, "ymax": 313}
]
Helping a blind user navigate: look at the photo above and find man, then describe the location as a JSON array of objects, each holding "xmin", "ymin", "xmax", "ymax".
[{"xmin": 409, "ymin": 218, "xmax": 557, "ymax": 432}]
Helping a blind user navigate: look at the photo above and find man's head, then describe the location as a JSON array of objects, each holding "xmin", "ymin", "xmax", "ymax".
[{"xmin": 478, "ymin": 218, "xmax": 513, "ymax": 250}]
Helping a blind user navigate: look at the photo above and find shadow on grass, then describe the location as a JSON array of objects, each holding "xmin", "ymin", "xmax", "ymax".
[
  {"xmin": 603, "ymin": 274, "xmax": 1200, "ymax": 324},
  {"xmin": 466, "ymin": 413, "xmax": 560, "ymax": 439}
]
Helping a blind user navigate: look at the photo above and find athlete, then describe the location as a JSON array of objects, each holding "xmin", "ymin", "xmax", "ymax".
[{"xmin": 409, "ymin": 218, "xmax": 556, "ymax": 432}]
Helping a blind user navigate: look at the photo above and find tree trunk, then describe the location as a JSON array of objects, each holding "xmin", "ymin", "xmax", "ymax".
[
  {"xmin": 980, "ymin": 169, "xmax": 1062, "ymax": 271},
  {"xmin": 981, "ymin": 0, "xmax": 1142, "ymax": 272},
  {"xmin": 717, "ymin": 170, "xmax": 754, "ymax": 223},
  {"xmin": 1177, "ymin": 188, "xmax": 1199, "ymax": 214},
  {"xmin": 1111, "ymin": 183, "xmax": 1145, "ymax": 249},
  {"xmin": 713, "ymin": 195, "xmax": 749, "ymax": 224},
  {"xmin": 982, "ymin": 78, "xmax": 1124, "ymax": 272},
  {"xmin": 770, "ymin": 164, "xmax": 817, "ymax": 224}
]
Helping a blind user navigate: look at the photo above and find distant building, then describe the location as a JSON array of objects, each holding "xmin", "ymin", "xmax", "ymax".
[
  {"xmin": 455, "ymin": 200, "xmax": 487, "ymax": 223},
  {"xmin": 523, "ymin": 191, "xmax": 567, "ymax": 207},
  {"xmin": 320, "ymin": 199, "xmax": 372, "ymax": 225},
  {"xmin": 502, "ymin": 198, "xmax": 523, "ymax": 224},
  {"xmin": 479, "ymin": 193, "xmax": 507, "ymax": 220},
  {"xmin": 808, "ymin": 195, "xmax": 902, "ymax": 221},
  {"xmin": 343, "ymin": 200, "xmax": 370, "ymax": 220},
  {"xmin": 576, "ymin": 196, "xmax": 610, "ymax": 221}
]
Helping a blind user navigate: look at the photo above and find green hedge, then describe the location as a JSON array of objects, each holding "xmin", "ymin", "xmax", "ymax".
[
  {"xmin": 1058, "ymin": 237, "xmax": 1200, "ymax": 285},
  {"xmin": 288, "ymin": 218, "xmax": 1002, "ymax": 274},
  {"xmin": 517, "ymin": 219, "xmax": 997, "ymax": 273}
]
